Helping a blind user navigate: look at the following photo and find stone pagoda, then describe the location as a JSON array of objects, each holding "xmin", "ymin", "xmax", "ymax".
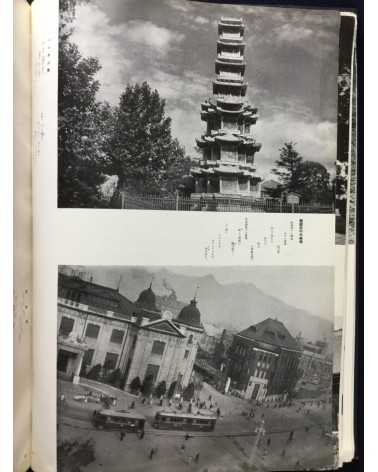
[{"xmin": 191, "ymin": 18, "xmax": 262, "ymax": 197}]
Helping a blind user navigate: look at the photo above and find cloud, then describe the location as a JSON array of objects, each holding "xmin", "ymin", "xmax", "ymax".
[
  {"xmin": 165, "ymin": 0, "xmax": 194, "ymax": 13},
  {"xmin": 253, "ymin": 113, "xmax": 336, "ymax": 179},
  {"xmin": 194, "ymin": 16, "xmax": 210, "ymax": 25},
  {"xmin": 126, "ymin": 20, "xmax": 184, "ymax": 51},
  {"xmin": 274, "ymin": 23, "xmax": 313, "ymax": 42},
  {"xmin": 72, "ymin": 3, "xmax": 185, "ymax": 103}
]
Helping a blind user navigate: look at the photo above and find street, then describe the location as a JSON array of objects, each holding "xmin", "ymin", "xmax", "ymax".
[{"xmin": 57, "ymin": 379, "xmax": 335, "ymax": 471}]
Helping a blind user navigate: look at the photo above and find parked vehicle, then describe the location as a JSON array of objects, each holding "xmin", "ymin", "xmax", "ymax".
[
  {"xmin": 92, "ymin": 409, "xmax": 146, "ymax": 432},
  {"xmin": 152, "ymin": 410, "xmax": 216, "ymax": 431}
]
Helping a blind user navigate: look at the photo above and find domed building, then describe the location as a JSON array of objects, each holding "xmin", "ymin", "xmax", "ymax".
[
  {"xmin": 57, "ymin": 272, "xmax": 204, "ymax": 394},
  {"xmin": 176, "ymin": 298, "xmax": 204, "ymax": 330},
  {"xmin": 135, "ymin": 282, "xmax": 161, "ymax": 321}
]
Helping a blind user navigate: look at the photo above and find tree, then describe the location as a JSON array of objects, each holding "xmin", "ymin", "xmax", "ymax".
[
  {"xmin": 109, "ymin": 82, "xmax": 189, "ymax": 195},
  {"xmin": 86, "ymin": 364, "xmax": 102, "ymax": 381},
  {"xmin": 129, "ymin": 376, "xmax": 142, "ymax": 394},
  {"xmin": 154, "ymin": 381, "xmax": 167, "ymax": 398},
  {"xmin": 296, "ymin": 161, "xmax": 333, "ymax": 204},
  {"xmin": 58, "ymin": 0, "xmax": 113, "ymax": 207},
  {"xmin": 141, "ymin": 374, "xmax": 154, "ymax": 396},
  {"xmin": 271, "ymin": 142, "xmax": 303, "ymax": 192},
  {"xmin": 106, "ymin": 368, "xmax": 122, "ymax": 387},
  {"xmin": 167, "ymin": 381, "xmax": 177, "ymax": 399},
  {"xmin": 58, "ymin": 439, "xmax": 95, "ymax": 472},
  {"xmin": 182, "ymin": 382, "xmax": 195, "ymax": 401}
]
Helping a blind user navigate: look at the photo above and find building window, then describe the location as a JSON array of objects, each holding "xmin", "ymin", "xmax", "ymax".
[
  {"xmin": 151, "ymin": 341, "xmax": 165, "ymax": 356},
  {"xmin": 110, "ymin": 329, "xmax": 124, "ymax": 344},
  {"xmin": 83, "ymin": 349, "xmax": 94, "ymax": 365},
  {"xmin": 85, "ymin": 323, "xmax": 100, "ymax": 339},
  {"xmin": 104, "ymin": 352, "xmax": 118, "ymax": 370},
  {"xmin": 59, "ymin": 317, "xmax": 74, "ymax": 336},
  {"xmin": 184, "ymin": 350, "xmax": 190, "ymax": 360}
]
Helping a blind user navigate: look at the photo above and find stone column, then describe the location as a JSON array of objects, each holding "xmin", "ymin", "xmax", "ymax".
[
  {"xmin": 195, "ymin": 178, "xmax": 200, "ymax": 193},
  {"xmin": 73, "ymin": 351, "xmax": 84, "ymax": 385}
]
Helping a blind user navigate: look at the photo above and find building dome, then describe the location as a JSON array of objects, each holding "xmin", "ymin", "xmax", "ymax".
[
  {"xmin": 176, "ymin": 298, "xmax": 202, "ymax": 328},
  {"xmin": 136, "ymin": 284, "xmax": 158, "ymax": 313}
]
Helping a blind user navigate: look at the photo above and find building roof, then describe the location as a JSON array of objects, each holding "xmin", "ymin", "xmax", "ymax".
[
  {"xmin": 135, "ymin": 284, "xmax": 160, "ymax": 315},
  {"xmin": 58, "ymin": 273, "xmax": 136, "ymax": 318},
  {"xmin": 142, "ymin": 319, "xmax": 185, "ymax": 338},
  {"xmin": 238, "ymin": 318, "xmax": 300, "ymax": 351},
  {"xmin": 176, "ymin": 298, "xmax": 203, "ymax": 329}
]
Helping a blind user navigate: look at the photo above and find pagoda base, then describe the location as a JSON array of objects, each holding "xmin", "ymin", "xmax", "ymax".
[{"xmin": 193, "ymin": 174, "xmax": 261, "ymax": 198}]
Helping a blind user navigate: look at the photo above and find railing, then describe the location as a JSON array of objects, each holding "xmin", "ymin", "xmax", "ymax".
[{"xmin": 118, "ymin": 192, "xmax": 334, "ymax": 214}]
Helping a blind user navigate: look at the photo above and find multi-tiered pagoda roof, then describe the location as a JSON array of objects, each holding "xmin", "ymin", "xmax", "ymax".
[{"xmin": 191, "ymin": 17, "xmax": 262, "ymax": 197}]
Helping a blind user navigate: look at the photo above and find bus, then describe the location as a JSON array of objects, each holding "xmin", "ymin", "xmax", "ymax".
[
  {"xmin": 152, "ymin": 410, "xmax": 216, "ymax": 432},
  {"xmin": 92, "ymin": 409, "xmax": 146, "ymax": 433}
]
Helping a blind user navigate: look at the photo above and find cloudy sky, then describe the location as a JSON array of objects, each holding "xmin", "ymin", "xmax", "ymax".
[
  {"xmin": 148, "ymin": 265, "xmax": 334, "ymax": 320},
  {"xmin": 69, "ymin": 0, "xmax": 340, "ymax": 179}
]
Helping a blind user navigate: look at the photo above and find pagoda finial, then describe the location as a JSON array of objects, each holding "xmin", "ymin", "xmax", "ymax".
[
  {"xmin": 193, "ymin": 284, "xmax": 200, "ymax": 302},
  {"xmin": 149, "ymin": 276, "xmax": 154, "ymax": 289}
]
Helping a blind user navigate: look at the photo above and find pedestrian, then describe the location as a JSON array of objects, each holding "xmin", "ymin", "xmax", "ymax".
[
  {"xmin": 288, "ymin": 430, "xmax": 294, "ymax": 442},
  {"xmin": 130, "ymin": 401, "xmax": 135, "ymax": 409},
  {"xmin": 142, "ymin": 397, "xmax": 146, "ymax": 404},
  {"xmin": 266, "ymin": 437, "xmax": 271, "ymax": 447},
  {"xmin": 120, "ymin": 430, "xmax": 126, "ymax": 441},
  {"xmin": 149, "ymin": 448, "xmax": 155, "ymax": 459},
  {"xmin": 139, "ymin": 430, "xmax": 145, "ymax": 439},
  {"xmin": 194, "ymin": 453, "xmax": 200, "ymax": 463},
  {"xmin": 216, "ymin": 407, "xmax": 221, "ymax": 418}
]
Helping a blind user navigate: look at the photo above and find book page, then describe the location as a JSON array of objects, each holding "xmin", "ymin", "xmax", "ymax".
[
  {"xmin": 30, "ymin": 1, "xmax": 356, "ymax": 471},
  {"xmin": 14, "ymin": 1, "xmax": 33, "ymax": 470}
]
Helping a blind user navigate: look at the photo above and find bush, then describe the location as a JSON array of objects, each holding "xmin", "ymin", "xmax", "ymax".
[
  {"xmin": 182, "ymin": 382, "xmax": 195, "ymax": 401},
  {"xmin": 141, "ymin": 374, "xmax": 154, "ymax": 396},
  {"xmin": 129, "ymin": 376, "xmax": 142, "ymax": 394},
  {"xmin": 154, "ymin": 380, "xmax": 167, "ymax": 398},
  {"xmin": 106, "ymin": 368, "xmax": 122, "ymax": 387},
  {"xmin": 86, "ymin": 364, "xmax": 102, "ymax": 381},
  {"xmin": 57, "ymin": 439, "xmax": 95, "ymax": 472},
  {"xmin": 167, "ymin": 381, "xmax": 177, "ymax": 399}
]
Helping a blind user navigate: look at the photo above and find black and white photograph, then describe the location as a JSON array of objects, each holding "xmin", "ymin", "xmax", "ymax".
[
  {"xmin": 58, "ymin": 0, "xmax": 340, "ymax": 213},
  {"xmin": 57, "ymin": 264, "xmax": 336, "ymax": 471}
]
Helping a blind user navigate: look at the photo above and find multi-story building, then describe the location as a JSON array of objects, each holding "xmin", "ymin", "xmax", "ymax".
[
  {"xmin": 227, "ymin": 318, "xmax": 301, "ymax": 401},
  {"xmin": 297, "ymin": 337, "xmax": 332, "ymax": 385},
  {"xmin": 191, "ymin": 17, "xmax": 262, "ymax": 198},
  {"xmin": 57, "ymin": 273, "xmax": 204, "ymax": 391}
]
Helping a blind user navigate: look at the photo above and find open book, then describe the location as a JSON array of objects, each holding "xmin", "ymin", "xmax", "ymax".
[{"xmin": 14, "ymin": 1, "xmax": 358, "ymax": 471}]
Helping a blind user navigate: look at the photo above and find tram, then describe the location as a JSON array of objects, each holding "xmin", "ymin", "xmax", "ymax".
[
  {"xmin": 152, "ymin": 410, "xmax": 216, "ymax": 431},
  {"xmin": 92, "ymin": 409, "xmax": 146, "ymax": 433}
]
